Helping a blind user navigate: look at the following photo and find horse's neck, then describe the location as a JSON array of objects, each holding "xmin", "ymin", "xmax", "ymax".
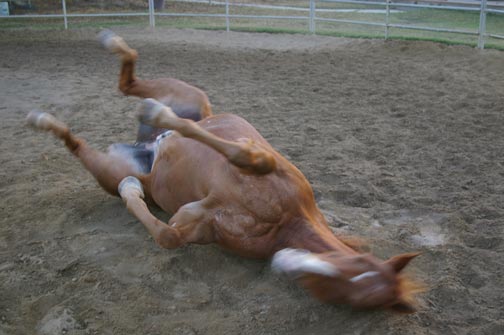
[{"xmin": 280, "ymin": 217, "xmax": 358, "ymax": 255}]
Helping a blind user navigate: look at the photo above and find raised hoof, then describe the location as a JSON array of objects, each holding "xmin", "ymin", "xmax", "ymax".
[
  {"xmin": 97, "ymin": 29, "xmax": 124, "ymax": 53},
  {"xmin": 137, "ymin": 98, "xmax": 176, "ymax": 126},
  {"xmin": 26, "ymin": 110, "xmax": 59, "ymax": 131},
  {"xmin": 118, "ymin": 176, "xmax": 145, "ymax": 200}
]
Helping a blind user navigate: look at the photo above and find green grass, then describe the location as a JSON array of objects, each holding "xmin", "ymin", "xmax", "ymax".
[{"xmin": 0, "ymin": 1, "xmax": 503, "ymax": 50}]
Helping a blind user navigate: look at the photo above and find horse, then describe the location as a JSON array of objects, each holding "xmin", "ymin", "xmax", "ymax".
[{"xmin": 26, "ymin": 30, "xmax": 421, "ymax": 313}]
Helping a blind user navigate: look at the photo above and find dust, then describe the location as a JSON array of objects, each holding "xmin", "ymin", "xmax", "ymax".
[{"xmin": 0, "ymin": 28, "xmax": 503, "ymax": 334}]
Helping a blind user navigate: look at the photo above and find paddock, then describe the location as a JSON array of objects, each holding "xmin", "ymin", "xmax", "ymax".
[{"xmin": 0, "ymin": 28, "xmax": 503, "ymax": 334}]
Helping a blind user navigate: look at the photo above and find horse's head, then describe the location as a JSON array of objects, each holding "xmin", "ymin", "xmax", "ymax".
[{"xmin": 272, "ymin": 248, "xmax": 421, "ymax": 312}]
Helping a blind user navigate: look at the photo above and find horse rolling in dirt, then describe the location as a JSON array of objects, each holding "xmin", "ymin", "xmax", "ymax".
[{"xmin": 27, "ymin": 31, "xmax": 421, "ymax": 313}]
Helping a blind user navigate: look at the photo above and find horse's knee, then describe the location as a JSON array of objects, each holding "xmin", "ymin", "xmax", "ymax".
[
  {"xmin": 228, "ymin": 142, "xmax": 276, "ymax": 175},
  {"xmin": 156, "ymin": 225, "xmax": 183, "ymax": 249}
]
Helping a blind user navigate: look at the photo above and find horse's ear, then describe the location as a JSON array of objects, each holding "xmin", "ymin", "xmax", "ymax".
[
  {"xmin": 385, "ymin": 252, "xmax": 420, "ymax": 273},
  {"xmin": 389, "ymin": 299, "xmax": 417, "ymax": 314}
]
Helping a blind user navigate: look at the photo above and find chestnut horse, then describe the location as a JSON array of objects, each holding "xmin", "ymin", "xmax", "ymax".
[{"xmin": 27, "ymin": 31, "xmax": 420, "ymax": 312}]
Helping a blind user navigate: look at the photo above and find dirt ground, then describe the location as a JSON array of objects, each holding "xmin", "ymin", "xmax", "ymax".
[{"xmin": 0, "ymin": 28, "xmax": 503, "ymax": 335}]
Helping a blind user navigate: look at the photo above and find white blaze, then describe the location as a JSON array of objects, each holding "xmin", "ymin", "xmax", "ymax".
[
  {"xmin": 272, "ymin": 248, "xmax": 340, "ymax": 278},
  {"xmin": 349, "ymin": 271, "xmax": 380, "ymax": 283}
]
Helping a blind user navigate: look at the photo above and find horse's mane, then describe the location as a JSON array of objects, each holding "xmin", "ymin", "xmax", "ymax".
[
  {"xmin": 397, "ymin": 274, "xmax": 426, "ymax": 308},
  {"xmin": 337, "ymin": 235, "xmax": 369, "ymax": 252}
]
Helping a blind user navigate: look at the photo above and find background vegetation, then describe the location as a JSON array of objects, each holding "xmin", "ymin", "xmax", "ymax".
[{"xmin": 1, "ymin": 0, "xmax": 503, "ymax": 49}]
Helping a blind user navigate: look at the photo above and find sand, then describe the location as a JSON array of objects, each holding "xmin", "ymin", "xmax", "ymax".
[{"xmin": 0, "ymin": 28, "xmax": 503, "ymax": 334}]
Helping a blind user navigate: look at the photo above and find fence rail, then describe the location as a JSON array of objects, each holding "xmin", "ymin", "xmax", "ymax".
[{"xmin": 0, "ymin": 0, "xmax": 502, "ymax": 49}]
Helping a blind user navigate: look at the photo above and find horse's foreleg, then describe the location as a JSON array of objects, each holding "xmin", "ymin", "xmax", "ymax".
[
  {"xmin": 118, "ymin": 177, "xmax": 214, "ymax": 248},
  {"xmin": 138, "ymin": 99, "xmax": 277, "ymax": 175},
  {"xmin": 27, "ymin": 111, "xmax": 146, "ymax": 196}
]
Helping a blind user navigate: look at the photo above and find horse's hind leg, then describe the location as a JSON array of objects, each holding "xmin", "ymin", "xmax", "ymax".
[
  {"xmin": 98, "ymin": 30, "xmax": 213, "ymax": 120},
  {"xmin": 27, "ymin": 110, "xmax": 148, "ymax": 196},
  {"xmin": 98, "ymin": 30, "xmax": 171, "ymax": 143},
  {"xmin": 98, "ymin": 29, "xmax": 142, "ymax": 96}
]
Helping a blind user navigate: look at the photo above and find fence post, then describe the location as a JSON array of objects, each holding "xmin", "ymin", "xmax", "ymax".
[
  {"xmin": 61, "ymin": 0, "xmax": 68, "ymax": 29},
  {"xmin": 226, "ymin": 0, "xmax": 230, "ymax": 32},
  {"xmin": 477, "ymin": 0, "xmax": 487, "ymax": 49},
  {"xmin": 148, "ymin": 0, "xmax": 155, "ymax": 28},
  {"xmin": 309, "ymin": 0, "xmax": 316, "ymax": 33},
  {"xmin": 385, "ymin": 0, "xmax": 390, "ymax": 39}
]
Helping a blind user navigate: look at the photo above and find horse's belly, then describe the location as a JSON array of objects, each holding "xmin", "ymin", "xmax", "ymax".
[{"xmin": 212, "ymin": 211, "xmax": 279, "ymax": 259}]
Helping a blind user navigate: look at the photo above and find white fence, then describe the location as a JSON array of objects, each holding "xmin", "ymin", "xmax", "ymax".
[{"xmin": 1, "ymin": 0, "xmax": 503, "ymax": 49}]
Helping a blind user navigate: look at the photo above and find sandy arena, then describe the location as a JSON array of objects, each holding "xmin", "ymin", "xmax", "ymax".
[{"xmin": 0, "ymin": 28, "xmax": 503, "ymax": 334}]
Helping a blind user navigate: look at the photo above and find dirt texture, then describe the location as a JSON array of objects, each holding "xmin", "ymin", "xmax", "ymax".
[{"xmin": 0, "ymin": 28, "xmax": 503, "ymax": 335}]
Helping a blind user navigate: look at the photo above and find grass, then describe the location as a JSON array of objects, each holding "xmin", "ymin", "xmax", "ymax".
[{"xmin": 0, "ymin": 0, "xmax": 503, "ymax": 50}]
